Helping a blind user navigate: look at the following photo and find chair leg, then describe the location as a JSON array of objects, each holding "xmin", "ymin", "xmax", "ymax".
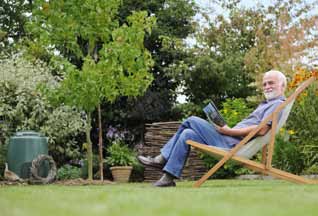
[
  {"xmin": 193, "ymin": 156, "xmax": 229, "ymax": 187},
  {"xmin": 193, "ymin": 169, "xmax": 214, "ymax": 187}
]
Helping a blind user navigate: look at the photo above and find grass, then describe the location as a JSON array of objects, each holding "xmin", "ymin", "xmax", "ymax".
[{"xmin": 1, "ymin": 180, "xmax": 318, "ymax": 216}]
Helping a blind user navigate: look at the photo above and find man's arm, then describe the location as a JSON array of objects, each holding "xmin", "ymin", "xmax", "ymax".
[{"xmin": 216, "ymin": 124, "xmax": 270, "ymax": 137}]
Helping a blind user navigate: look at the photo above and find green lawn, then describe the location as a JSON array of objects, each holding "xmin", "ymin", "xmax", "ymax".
[{"xmin": 1, "ymin": 180, "xmax": 318, "ymax": 216}]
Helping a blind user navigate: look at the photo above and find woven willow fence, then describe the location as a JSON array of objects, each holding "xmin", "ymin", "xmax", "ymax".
[{"xmin": 137, "ymin": 122, "xmax": 208, "ymax": 182}]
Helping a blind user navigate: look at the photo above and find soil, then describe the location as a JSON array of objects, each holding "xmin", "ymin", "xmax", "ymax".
[
  {"xmin": 54, "ymin": 178, "xmax": 115, "ymax": 186},
  {"xmin": 0, "ymin": 180, "xmax": 28, "ymax": 186},
  {"xmin": 0, "ymin": 178, "xmax": 115, "ymax": 186}
]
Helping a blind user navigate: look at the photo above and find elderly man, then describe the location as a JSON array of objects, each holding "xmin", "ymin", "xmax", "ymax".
[{"xmin": 138, "ymin": 70, "xmax": 287, "ymax": 187}]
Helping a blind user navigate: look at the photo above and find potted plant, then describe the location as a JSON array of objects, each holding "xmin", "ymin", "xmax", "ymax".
[{"xmin": 105, "ymin": 140, "xmax": 138, "ymax": 183}]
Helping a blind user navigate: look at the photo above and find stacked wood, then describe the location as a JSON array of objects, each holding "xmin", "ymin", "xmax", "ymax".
[{"xmin": 137, "ymin": 121, "xmax": 208, "ymax": 182}]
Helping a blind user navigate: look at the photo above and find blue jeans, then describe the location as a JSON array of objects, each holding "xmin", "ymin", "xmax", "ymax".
[{"xmin": 160, "ymin": 116, "xmax": 234, "ymax": 178}]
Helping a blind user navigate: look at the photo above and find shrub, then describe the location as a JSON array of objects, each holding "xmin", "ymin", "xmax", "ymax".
[
  {"xmin": 272, "ymin": 129, "xmax": 304, "ymax": 174},
  {"xmin": 57, "ymin": 164, "xmax": 81, "ymax": 180},
  {"xmin": 172, "ymin": 98, "xmax": 253, "ymax": 125},
  {"xmin": 304, "ymin": 164, "xmax": 318, "ymax": 175},
  {"xmin": 285, "ymin": 69, "xmax": 318, "ymax": 174},
  {"xmin": 0, "ymin": 54, "xmax": 86, "ymax": 166},
  {"xmin": 220, "ymin": 98, "xmax": 253, "ymax": 127},
  {"xmin": 172, "ymin": 102, "xmax": 204, "ymax": 120}
]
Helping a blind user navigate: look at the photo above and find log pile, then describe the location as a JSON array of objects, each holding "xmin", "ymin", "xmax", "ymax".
[{"xmin": 137, "ymin": 121, "xmax": 208, "ymax": 182}]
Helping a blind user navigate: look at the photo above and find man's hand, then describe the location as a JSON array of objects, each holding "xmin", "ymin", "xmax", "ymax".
[{"xmin": 215, "ymin": 125, "xmax": 232, "ymax": 135}]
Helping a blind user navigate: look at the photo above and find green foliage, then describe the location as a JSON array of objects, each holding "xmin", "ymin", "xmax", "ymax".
[
  {"xmin": 57, "ymin": 164, "xmax": 82, "ymax": 180},
  {"xmin": 0, "ymin": 0, "xmax": 32, "ymax": 53},
  {"xmin": 198, "ymin": 153, "xmax": 251, "ymax": 179},
  {"xmin": 172, "ymin": 102, "xmax": 204, "ymax": 121},
  {"xmin": 304, "ymin": 164, "xmax": 318, "ymax": 175},
  {"xmin": 53, "ymin": 12, "xmax": 155, "ymax": 108},
  {"xmin": 177, "ymin": 98, "xmax": 252, "ymax": 122},
  {"xmin": 112, "ymin": 0, "xmax": 197, "ymax": 122},
  {"xmin": 286, "ymin": 83, "xmax": 318, "ymax": 174},
  {"xmin": 97, "ymin": 10, "xmax": 155, "ymax": 102},
  {"xmin": 26, "ymin": 0, "xmax": 121, "ymax": 60},
  {"xmin": 105, "ymin": 140, "xmax": 138, "ymax": 167},
  {"xmin": 80, "ymin": 154, "xmax": 100, "ymax": 179},
  {"xmin": 0, "ymin": 55, "xmax": 86, "ymax": 165},
  {"xmin": 176, "ymin": 8, "xmax": 258, "ymax": 105},
  {"xmin": 28, "ymin": 0, "xmax": 156, "ymax": 110},
  {"xmin": 40, "ymin": 106, "xmax": 86, "ymax": 161},
  {"xmin": 220, "ymin": 98, "xmax": 253, "ymax": 127},
  {"xmin": 272, "ymin": 129, "xmax": 304, "ymax": 174},
  {"xmin": 173, "ymin": 98, "xmax": 252, "ymax": 125}
]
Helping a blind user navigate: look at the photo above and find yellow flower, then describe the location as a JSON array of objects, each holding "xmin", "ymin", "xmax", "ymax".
[
  {"xmin": 302, "ymin": 92, "xmax": 308, "ymax": 97},
  {"xmin": 288, "ymin": 130, "xmax": 295, "ymax": 135},
  {"xmin": 279, "ymin": 128, "xmax": 285, "ymax": 135},
  {"xmin": 223, "ymin": 109, "xmax": 228, "ymax": 114}
]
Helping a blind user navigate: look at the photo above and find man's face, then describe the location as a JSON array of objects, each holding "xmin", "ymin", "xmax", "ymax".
[{"xmin": 262, "ymin": 73, "xmax": 284, "ymax": 100}]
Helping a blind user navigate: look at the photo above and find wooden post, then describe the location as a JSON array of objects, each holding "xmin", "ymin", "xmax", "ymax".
[{"xmin": 98, "ymin": 104, "xmax": 104, "ymax": 181}]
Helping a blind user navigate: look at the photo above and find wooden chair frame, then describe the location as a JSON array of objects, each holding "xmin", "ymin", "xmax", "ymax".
[{"xmin": 187, "ymin": 76, "xmax": 318, "ymax": 187}]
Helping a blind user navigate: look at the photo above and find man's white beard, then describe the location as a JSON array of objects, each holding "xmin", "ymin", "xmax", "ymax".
[{"xmin": 264, "ymin": 90, "xmax": 279, "ymax": 100}]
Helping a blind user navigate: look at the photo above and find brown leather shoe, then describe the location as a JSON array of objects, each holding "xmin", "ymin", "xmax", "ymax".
[{"xmin": 137, "ymin": 155, "xmax": 165, "ymax": 169}]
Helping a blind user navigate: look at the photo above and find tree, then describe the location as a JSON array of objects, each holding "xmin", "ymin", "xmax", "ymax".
[
  {"xmin": 26, "ymin": 0, "xmax": 155, "ymax": 180},
  {"xmin": 176, "ymin": 0, "xmax": 318, "ymax": 106},
  {"xmin": 173, "ymin": 8, "xmax": 260, "ymax": 106},
  {"xmin": 0, "ymin": 0, "xmax": 33, "ymax": 54},
  {"xmin": 244, "ymin": 0, "xmax": 318, "ymax": 86},
  {"xmin": 110, "ymin": 0, "xmax": 197, "ymax": 122}
]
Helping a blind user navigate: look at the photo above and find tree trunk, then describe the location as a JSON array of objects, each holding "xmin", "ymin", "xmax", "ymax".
[
  {"xmin": 85, "ymin": 112, "xmax": 93, "ymax": 181},
  {"xmin": 98, "ymin": 104, "xmax": 104, "ymax": 181}
]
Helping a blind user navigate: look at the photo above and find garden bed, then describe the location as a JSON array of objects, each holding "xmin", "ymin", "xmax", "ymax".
[
  {"xmin": 54, "ymin": 178, "xmax": 114, "ymax": 186},
  {"xmin": 0, "ymin": 178, "xmax": 114, "ymax": 186}
]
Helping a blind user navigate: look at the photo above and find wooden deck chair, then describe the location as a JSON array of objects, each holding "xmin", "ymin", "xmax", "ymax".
[{"xmin": 186, "ymin": 76, "xmax": 317, "ymax": 187}]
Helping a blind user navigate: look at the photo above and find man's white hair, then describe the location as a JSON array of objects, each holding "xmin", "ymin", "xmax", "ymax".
[{"xmin": 265, "ymin": 70, "xmax": 287, "ymax": 90}]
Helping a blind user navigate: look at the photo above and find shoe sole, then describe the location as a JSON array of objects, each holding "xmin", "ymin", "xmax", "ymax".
[
  {"xmin": 137, "ymin": 156, "xmax": 164, "ymax": 169},
  {"xmin": 153, "ymin": 181, "xmax": 176, "ymax": 187}
]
